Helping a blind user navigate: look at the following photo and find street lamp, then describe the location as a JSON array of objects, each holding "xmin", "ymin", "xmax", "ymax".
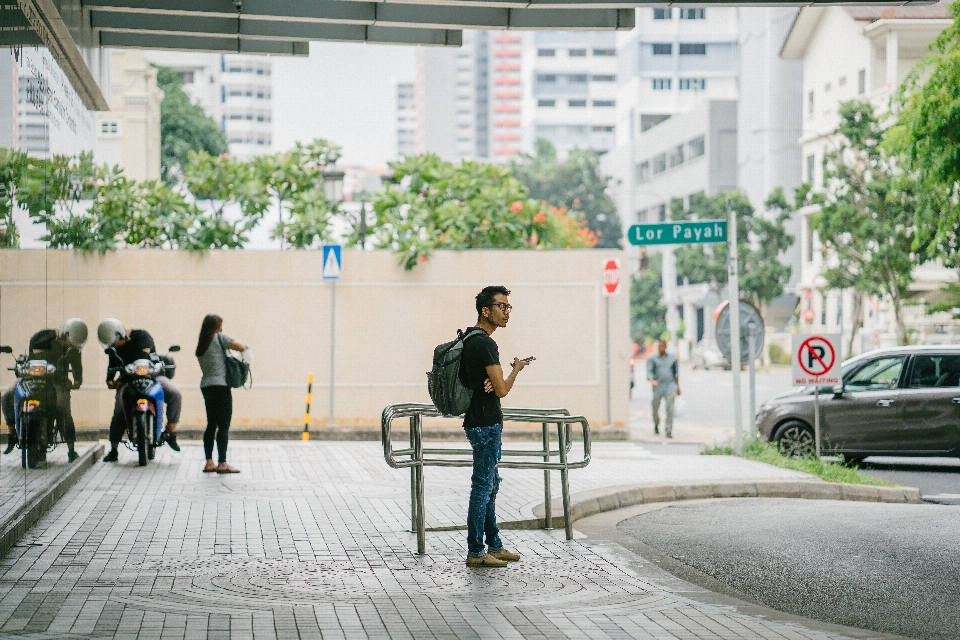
[{"xmin": 322, "ymin": 164, "xmax": 345, "ymax": 204}]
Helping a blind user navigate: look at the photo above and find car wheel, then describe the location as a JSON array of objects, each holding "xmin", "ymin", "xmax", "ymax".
[{"xmin": 774, "ymin": 421, "xmax": 816, "ymax": 458}]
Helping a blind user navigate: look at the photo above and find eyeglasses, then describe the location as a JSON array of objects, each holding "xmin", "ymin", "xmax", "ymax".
[{"xmin": 489, "ymin": 302, "xmax": 512, "ymax": 313}]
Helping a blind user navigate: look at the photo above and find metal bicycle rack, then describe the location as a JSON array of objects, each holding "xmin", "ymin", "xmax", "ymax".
[{"xmin": 381, "ymin": 402, "xmax": 591, "ymax": 554}]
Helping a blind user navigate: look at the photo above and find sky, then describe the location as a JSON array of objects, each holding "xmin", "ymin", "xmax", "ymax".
[{"xmin": 272, "ymin": 42, "xmax": 416, "ymax": 170}]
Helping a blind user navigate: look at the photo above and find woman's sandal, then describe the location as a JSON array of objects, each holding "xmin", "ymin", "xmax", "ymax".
[
  {"xmin": 216, "ymin": 463, "xmax": 240, "ymax": 474},
  {"xmin": 203, "ymin": 463, "xmax": 217, "ymax": 473}
]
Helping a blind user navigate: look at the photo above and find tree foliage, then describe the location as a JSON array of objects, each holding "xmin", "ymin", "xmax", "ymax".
[
  {"xmin": 888, "ymin": 0, "xmax": 960, "ymax": 265},
  {"xmin": 630, "ymin": 252, "xmax": 667, "ymax": 343},
  {"xmin": 818, "ymin": 100, "xmax": 918, "ymax": 345},
  {"xmin": 155, "ymin": 66, "xmax": 228, "ymax": 182},
  {"xmin": 371, "ymin": 154, "xmax": 598, "ymax": 269},
  {"xmin": 511, "ymin": 139, "xmax": 623, "ymax": 248},
  {"xmin": 671, "ymin": 190, "xmax": 794, "ymax": 308}
]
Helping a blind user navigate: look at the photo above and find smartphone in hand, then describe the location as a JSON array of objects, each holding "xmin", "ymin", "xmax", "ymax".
[{"xmin": 520, "ymin": 356, "xmax": 536, "ymax": 363}]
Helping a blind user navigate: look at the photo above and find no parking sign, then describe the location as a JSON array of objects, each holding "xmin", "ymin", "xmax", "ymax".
[{"xmin": 792, "ymin": 334, "xmax": 840, "ymax": 386}]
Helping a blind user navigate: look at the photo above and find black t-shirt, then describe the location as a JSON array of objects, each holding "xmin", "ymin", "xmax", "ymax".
[
  {"xmin": 458, "ymin": 328, "xmax": 502, "ymax": 429},
  {"xmin": 106, "ymin": 329, "xmax": 156, "ymax": 383},
  {"xmin": 28, "ymin": 329, "xmax": 81, "ymax": 384}
]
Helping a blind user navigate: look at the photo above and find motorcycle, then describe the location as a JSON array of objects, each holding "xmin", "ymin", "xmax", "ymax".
[
  {"xmin": 107, "ymin": 346, "xmax": 179, "ymax": 467},
  {"xmin": 0, "ymin": 345, "xmax": 78, "ymax": 469}
]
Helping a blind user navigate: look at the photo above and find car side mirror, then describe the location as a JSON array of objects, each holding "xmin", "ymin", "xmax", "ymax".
[
  {"xmin": 0, "ymin": 346, "xmax": 11, "ymax": 354},
  {"xmin": 168, "ymin": 345, "xmax": 180, "ymax": 353},
  {"xmin": 832, "ymin": 384, "xmax": 844, "ymax": 398}
]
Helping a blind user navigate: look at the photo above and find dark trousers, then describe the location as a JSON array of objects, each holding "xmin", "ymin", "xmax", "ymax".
[
  {"xmin": 465, "ymin": 424, "xmax": 504, "ymax": 557},
  {"xmin": 201, "ymin": 385, "xmax": 232, "ymax": 463}
]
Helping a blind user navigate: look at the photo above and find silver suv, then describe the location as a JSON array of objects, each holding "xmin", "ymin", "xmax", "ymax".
[{"xmin": 756, "ymin": 346, "xmax": 960, "ymax": 463}]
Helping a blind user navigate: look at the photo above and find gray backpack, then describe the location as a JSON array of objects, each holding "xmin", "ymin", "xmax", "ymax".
[{"xmin": 427, "ymin": 328, "xmax": 482, "ymax": 416}]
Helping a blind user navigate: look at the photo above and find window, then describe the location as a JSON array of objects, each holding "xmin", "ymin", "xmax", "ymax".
[
  {"xmin": 593, "ymin": 49, "xmax": 616, "ymax": 56},
  {"xmin": 679, "ymin": 43, "xmax": 707, "ymax": 55},
  {"xmin": 637, "ymin": 161, "xmax": 650, "ymax": 182},
  {"xmin": 805, "ymin": 217, "xmax": 815, "ymax": 262},
  {"xmin": 592, "ymin": 125, "xmax": 614, "ymax": 132},
  {"xmin": 568, "ymin": 99, "xmax": 587, "ymax": 107},
  {"xmin": 593, "ymin": 100, "xmax": 615, "ymax": 107},
  {"xmin": 538, "ymin": 48, "xmax": 555, "ymax": 57},
  {"xmin": 637, "ymin": 208, "xmax": 649, "ymax": 223},
  {"xmin": 537, "ymin": 74, "xmax": 557, "ymax": 82},
  {"xmin": 652, "ymin": 153, "xmax": 667, "ymax": 174},
  {"xmin": 908, "ymin": 355, "xmax": 960, "ymax": 388},
  {"xmin": 858, "ymin": 69, "xmax": 866, "ymax": 94},
  {"xmin": 537, "ymin": 99, "xmax": 555, "ymax": 107},
  {"xmin": 824, "ymin": 81, "xmax": 831, "ymax": 93},
  {"xmin": 652, "ymin": 78, "xmax": 672, "ymax": 90},
  {"xmin": 807, "ymin": 91, "xmax": 814, "ymax": 116},
  {"xmin": 177, "ymin": 71, "xmax": 195, "ymax": 84},
  {"xmin": 688, "ymin": 135, "xmax": 705, "ymax": 158},
  {"xmin": 806, "ymin": 154, "xmax": 815, "ymax": 183},
  {"xmin": 845, "ymin": 356, "xmax": 906, "ymax": 392},
  {"xmin": 568, "ymin": 74, "xmax": 588, "ymax": 83},
  {"xmin": 569, "ymin": 49, "xmax": 587, "ymax": 57},
  {"xmin": 839, "ymin": 76, "xmax": 847, "ymax": 88},
  {"xmin": 679, "ymin": 78, "xmax": 706, "ymax": 91},
  {"xmin": 657, "ymin": 204, "xmax": 667, "ymax": 221},
  {"xmin": 229, "ymin": 114, "xmax": 242, "ymax": 120},
  {"xmin": 652, "ymin": 43, "xmax": 672, "ymax": 56},
  {"xmin": 100, "ymin": 121, "xmax": 118, "ymax": 135},
  {"xmin": 669, "ymin": 144, "xmax": 684, "ymax": 168},
  {"xmin": 592, "ymin": 74, "xmax": 616, "ymax": 82},
  {"xmin": 653, "ymin": 8, "xmax": 672, "ymax": 19},
  {"xmin": 679, "ymin": 8, "xmax": 705, "ymax": 19}
]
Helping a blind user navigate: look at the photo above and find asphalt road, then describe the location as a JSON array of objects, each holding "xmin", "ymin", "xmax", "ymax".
[
  {"xmin": 617, "ymin": 498, "xmax": 960, "ymax": 640},
  {"xmin": 857, "ymin": 457, "xmax": 960, "ymax": 504}
]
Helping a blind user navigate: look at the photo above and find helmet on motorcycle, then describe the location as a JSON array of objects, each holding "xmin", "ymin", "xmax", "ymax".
[
  {"xmin": 97, "ymin": 318, "xmax": 126, "ymax": 348},
  {"xmin": 58, "ymin": 318, "xmax": 88, "ymax": 348}
]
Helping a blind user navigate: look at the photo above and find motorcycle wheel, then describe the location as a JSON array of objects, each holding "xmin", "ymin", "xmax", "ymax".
[
  {"xmin": 136, "ymin": 413, "xmax": 148, "ymax": 467},
  {"xmin": 147, "ymin": 415, "xmax": 156, "ymax": 460},
  {"xmin": 23, "ymin": 415, "xmax": 41, "ymax": 469}
]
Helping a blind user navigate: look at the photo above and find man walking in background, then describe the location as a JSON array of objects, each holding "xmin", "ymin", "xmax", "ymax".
[{"xmin": 647, "ymin": 339, "xmax": 680, "ymax": 438}]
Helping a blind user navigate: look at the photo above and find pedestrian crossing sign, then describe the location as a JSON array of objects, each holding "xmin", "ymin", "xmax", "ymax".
[{"xmin": 322, "ymin": 244, "xmax": 342, "ymax": 280}]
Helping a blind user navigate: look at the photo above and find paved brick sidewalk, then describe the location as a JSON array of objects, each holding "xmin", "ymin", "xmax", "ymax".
[
  {"xmin": 0, "ymin": 443, "xmax": 96, "ymax": 519},
  {"xmin": 0, "ymin": 442, "xmax": 869, "ymax": 640}
]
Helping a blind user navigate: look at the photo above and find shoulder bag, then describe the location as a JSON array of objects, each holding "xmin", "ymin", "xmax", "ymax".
[{"xmin": 220, "ymin": 334, "xmax": 251, "ymax": 389}]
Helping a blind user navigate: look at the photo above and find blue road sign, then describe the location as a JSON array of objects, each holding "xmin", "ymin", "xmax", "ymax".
[{"xmin": 322, "ymin": 244, "xmax": 342, "ymax": 280}]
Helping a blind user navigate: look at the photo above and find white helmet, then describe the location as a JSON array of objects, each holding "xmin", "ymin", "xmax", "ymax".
[
  {"xmin": 58, "ymin": 318, "xmax": 88, "ymax": 348},
  {"xmin": 97, "ymin": 318, "xmax": 126, "ymax": 348}
]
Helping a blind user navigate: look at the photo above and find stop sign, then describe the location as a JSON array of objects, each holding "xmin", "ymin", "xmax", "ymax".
[{"xmin": 602, "ymin": 258, "xmax": 621, "ymax": 296}]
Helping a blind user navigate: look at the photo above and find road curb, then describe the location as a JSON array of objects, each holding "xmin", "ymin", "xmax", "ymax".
[
  {"xmin": 0, "ymin": 443, "xmax": 104, "ymax": 559},
  {"xmin": 501, "ymin": 479, "xmax": 923, "ymax": 530}
]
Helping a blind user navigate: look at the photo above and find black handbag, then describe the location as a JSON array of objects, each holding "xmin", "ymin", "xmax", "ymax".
[{"xmin": 220, "ymin": 334, "xmax": 251, "ymax": 389}]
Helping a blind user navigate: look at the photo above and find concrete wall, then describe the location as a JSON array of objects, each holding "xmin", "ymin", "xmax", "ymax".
[{"xmin": 0, "ymin": 249, "xmax": 630, "ymax": 430}]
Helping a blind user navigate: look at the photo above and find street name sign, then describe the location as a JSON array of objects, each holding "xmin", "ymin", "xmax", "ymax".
[
  {"xmin": 322, "ymin": 244, "xmax": 342, "ymax": 280},
  {"xmin": 602, "ymin": 258, "xmax": 621, "ymax": 296},
  {"xmin": 792, "ymin": 334, "xmax": 840, "ymax": 386},
  {"xmin": 628, "ymin": 220, "xmax": 728, "ymax": 246}
]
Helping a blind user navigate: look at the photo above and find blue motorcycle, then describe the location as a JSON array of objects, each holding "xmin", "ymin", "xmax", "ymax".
[
  {"xmin": 107, "ymin": 347, "xmax": 178, "ymax": 466},
  {"xmin": 0, "ymin": 346, "xmax": 76, "ymax": 468}
]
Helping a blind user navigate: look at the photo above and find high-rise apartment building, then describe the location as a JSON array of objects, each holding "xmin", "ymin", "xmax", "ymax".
[
  {"xmin": 490, "ymin": 32, "xmax": 523, "ymax": 162},
  {"xmin": 396, "ymin": 82, "xmax": 416, "ymax": 158},
  {"xmin": 521, "ymin": 32, "xmax": 618, "ymax": 155},
  {"xmin": 144, "ymin": 51, "xmax": 275, "ymax": 160}
]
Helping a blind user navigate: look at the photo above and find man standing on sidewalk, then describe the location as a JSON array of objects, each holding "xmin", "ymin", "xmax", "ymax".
[
  {"xmin": 647, "ymin": 339, "xmax": 680, "ymax": 438},
  {"xmin": 459, "ymin": 285, "xmax": 530, "ymax": 568}
]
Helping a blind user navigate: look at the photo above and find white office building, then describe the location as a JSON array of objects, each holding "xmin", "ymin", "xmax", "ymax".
[{"xmin": 781, "ymin": 1, "xmax": 956, "ymax": 351}]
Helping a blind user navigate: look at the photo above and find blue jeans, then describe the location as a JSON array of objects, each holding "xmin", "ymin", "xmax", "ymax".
[{"xmin": 465, "ymin": 424, "xmax": 504, "ymax": 557}]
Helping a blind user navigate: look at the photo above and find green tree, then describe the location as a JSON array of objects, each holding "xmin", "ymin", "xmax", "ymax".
[
  {"xmin": 817, "ymin": 100, "xmax": 918, "ymax": 345},
  {"xmin": 671, "ymin": 190, "xmax": 794, "ymax": 311},
  {"xmin": 512, "ymin": 139, "xmax": 623, "ymax": 248},
  {"xmin": 888, "ymin": 0, "xmax": 960, "ymax": 265},
  {"xmin": 182, "ymin": 150, "xmax": 271, "ymax": 244},
  {"xmin": 630, "ymin": 252, "xmax": 667, "ymax": 343},
  {"xmin": 155, "ymin": 66, "xmax": 228, "ymax": 182},
  {"xmin": 0, "ymin": 148, "xmax": 30, "ymax": 247},
  {"xmin": 372, "ymin": 154, "xmax": 598, "ymax": 269}
]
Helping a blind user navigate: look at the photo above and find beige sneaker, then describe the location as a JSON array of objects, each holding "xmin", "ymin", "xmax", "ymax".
[
  {"xmin": 465, "ymin": 554, "xmax": 508, "ymax": 568},
  {"xmin": 489, "ymin": 549, "xmax": 520, "ymax": 562}
]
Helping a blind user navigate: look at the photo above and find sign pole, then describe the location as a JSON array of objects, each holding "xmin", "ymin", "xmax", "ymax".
[
  {"xmin": 727, "ymin": 198, "xmax": 743, "ymax": 454},
  {"xmin": 605, "ymin": 295, "xmax": 611, "ymax": 427},
  {"xmin": 329, "ymin": 280, "xmax": 336, "ymax": 427},
  {"xmin": 814, "ymin": 386, "xmax": 821, "ymax": 459},
  {"xmin": 748, "ymin": 321, "xmax": 756, "ymax": 441}
]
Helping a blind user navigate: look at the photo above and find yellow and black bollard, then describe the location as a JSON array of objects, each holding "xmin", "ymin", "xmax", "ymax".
[{"xmin": 302, "ymin": 372, "xmax": 313, "ymax": 441}]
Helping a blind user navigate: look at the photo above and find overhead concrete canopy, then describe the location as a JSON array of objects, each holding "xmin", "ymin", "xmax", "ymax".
[{"xmin": 3, "ymin": 0, "xmax": 937, "ymax": 111}]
